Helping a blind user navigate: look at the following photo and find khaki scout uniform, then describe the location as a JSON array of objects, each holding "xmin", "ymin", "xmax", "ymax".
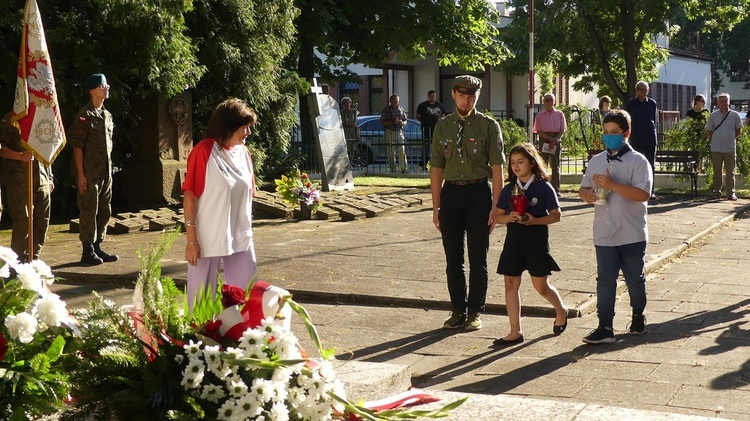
[
  {"xmin": 0, "ymin": 114, "xmax": 52, "ymax": 261},
  {"xmin": 67, "ymin": 102, "xmax": 114, "ymax": 244},
  {"xmin": 429, "ymin": 77, "xmax": 504, "ymax": 325}
]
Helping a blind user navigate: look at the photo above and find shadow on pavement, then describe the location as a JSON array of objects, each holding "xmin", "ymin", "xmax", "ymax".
[
  {"xmin": 414, "ymin": 299, "xmax": 750, "ymax": 394},
  {"xmin": 336, "ymin": 329, "xmax": 455, "ymax": 363}
]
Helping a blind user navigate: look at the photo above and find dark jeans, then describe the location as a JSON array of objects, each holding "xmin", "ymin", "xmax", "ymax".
[
  {"xmin": 438, "ymin": 182, "xmax": 492, "ymax": 313},
  {"xmin": 595, "ymin": 242, "xmax": 648, "ymax": 328}
]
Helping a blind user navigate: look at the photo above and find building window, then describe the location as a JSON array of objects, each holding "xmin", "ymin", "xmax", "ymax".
[
  {"xmin": 341, "ymin": 80, "xmax": 361, "ymax": 112},
  {"xmin": 369, "ymin": 76, "xmax": 385, "ymax": 114},
  {"xmin": 730, "ymin": 61, "xmax": 750, "ymax": 82},
  {"xmin": 651, "ymin": 82, "xmax": 695, "ymax": 114}
]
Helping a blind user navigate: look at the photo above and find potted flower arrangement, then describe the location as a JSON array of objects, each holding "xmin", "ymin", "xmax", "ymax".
[
  {"xmin": 275, "ymin": 169, "xmax": 322, "ymax": 219},
  {"xmin": 0, "ymin": 248, "xmax": 77, "ymax": 420},
  {"xmin": 63, "ymin": 232, "xmax": 464, "ymax": 420}
]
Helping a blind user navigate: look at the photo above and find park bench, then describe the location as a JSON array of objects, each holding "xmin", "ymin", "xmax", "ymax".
[{"xmin": 586, "ymin": 149, "xmax": 699, "ymax": 198}]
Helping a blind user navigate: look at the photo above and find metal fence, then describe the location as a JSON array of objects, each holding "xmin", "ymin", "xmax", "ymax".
[{"xmin": 288, "ymin": 110, "xmax": 682, "ymax": 177}]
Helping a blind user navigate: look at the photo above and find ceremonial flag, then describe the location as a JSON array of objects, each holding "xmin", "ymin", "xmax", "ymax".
[{"xmin": 11, "ymin": 0, "xmax": 66, "ymax": 166}]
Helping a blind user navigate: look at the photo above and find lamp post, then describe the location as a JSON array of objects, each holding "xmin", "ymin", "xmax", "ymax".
[{"xmin": 528, "ymin": 0, "xmax": 535, "ymax": 142}]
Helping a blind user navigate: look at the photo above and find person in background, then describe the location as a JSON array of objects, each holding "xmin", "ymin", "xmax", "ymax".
[
  {"xmin": 0, "ymin": 113, "xmax": 53, "ymax": 262},
  {"xmin": 68, "ymin": 73, "xmax": 118, "ymax": 265},
  {"xmin": 321, "ymin": 83, "xmax": 339, "ymax": 112},
  {"xmin": 416, "ymin": 90, "xmax": 446, "ymax": 167},
  {"xmin": 416, "ymin": 90, "xmax": 446, "ymax": 139},
  {"xmin": 685, "ymin": 94, "xmax": 709, "ymax": 122},
  {"xmin": 430, "ymin": 75, "xmax": 505, "ymax": 331},
  {"xmin": 704, "ymin": 93, "xmax": 743, "ymax": 201},
  {"xmin": 579, "ymin": 109, "xmax": 652, "ymax": 344},
  {"xmin": 626, "ymin": 81, "xmax": 657, "ymax": 199},
  {"xmin": 598, "ymin": 96, "xmax": 612, "ymax": 120},
  {"xmin": 340, "ymin": 97, "xmax": 360, "ymax": 167},
  {"xmin": 532, "ymin": 93, "xmax": 567, "ymax": 197},
  {"xmin": 380, "ymin": 94, "xmax": 408, "ymax": 173}
]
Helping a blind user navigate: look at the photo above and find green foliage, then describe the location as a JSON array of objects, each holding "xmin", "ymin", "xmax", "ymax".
[
  {"xmin": 186, "ymin": 0, "xmax": 301, "ymax": 178},
  {"xmin": 295, "ymin": 0, "xmax": 509, "ymax": 81},
  {"xmin": 499, "ymin": 118, "xmax": 529, "ymax": 155},
  {"xmin": 664, "ymin": 121, "xmax": 750, "ymax": 182},
  {"xmin": 499, "ymin": 0, "xmax": 750, "ymax": 103}
]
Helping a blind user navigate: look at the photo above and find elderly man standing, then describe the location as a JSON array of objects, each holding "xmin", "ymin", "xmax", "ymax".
[
  {"xmin": 380, "ymin": 94, "xmax": 408, "ymax": 173},
  {"xmin": 705, "ymin": 93, "xmax": 743, "ymax": 201},
  {"xmin": 626, "ymin": 81, "xmax": 658, "ymax": 199},
  {"xmin": 533, "ymin": 93, "xmax": 567, "ymax": 196},
  {"xmin": 430, "ymin": 75, "xmax": 505, "ymax": 331}
]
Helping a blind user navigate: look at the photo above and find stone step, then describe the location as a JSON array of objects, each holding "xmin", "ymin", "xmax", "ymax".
[
  {"xmin": 333, "ymin": 360, "xmax": 412, "ymax": 402},
  {"xmin": 415, "ymin": 391, "xmax": 730, "ymax": 421}
]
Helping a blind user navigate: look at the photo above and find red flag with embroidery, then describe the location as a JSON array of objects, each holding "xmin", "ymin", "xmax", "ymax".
[{"xmin": 10, "ymin": 0, "xmax": 66, "ymax": 166}]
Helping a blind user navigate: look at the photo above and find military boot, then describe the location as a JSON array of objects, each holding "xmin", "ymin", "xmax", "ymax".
[
  {"xmin": 94, "ymin": 240, "xmax": 119, "ymax": 263},
  {"xmin": 81, "ymin": 242, "xmax": 104, "ymax": 266}
]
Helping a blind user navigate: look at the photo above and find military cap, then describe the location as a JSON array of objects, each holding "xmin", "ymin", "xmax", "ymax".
[
  {"xmin": 83, "ymin": 73, "xmax": 107, "ymax": 91},
  {"xmin": 453, "ymin": 75, "xmax": 482, "ymax": 93}
]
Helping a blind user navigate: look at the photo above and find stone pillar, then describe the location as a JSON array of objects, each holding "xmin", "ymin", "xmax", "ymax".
[{"xmin": 122, "ymin": 92, "xmax": 193, "ymax": 206}]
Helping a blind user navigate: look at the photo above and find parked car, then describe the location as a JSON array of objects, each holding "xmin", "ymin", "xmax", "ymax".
[{"xmin": 351, "ymin": 115, "xmax": 429, "ymax": 167}]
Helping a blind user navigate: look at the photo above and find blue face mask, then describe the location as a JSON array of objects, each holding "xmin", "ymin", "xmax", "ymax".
[{"xmin": 602, "ymin": 134, "xmax": 624, "ymax": 150}]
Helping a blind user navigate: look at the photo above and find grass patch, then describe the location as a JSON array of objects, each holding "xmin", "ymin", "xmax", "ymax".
[{"xmin": 353, "ymin": 176, "xmax": 430, "ymax": 188}]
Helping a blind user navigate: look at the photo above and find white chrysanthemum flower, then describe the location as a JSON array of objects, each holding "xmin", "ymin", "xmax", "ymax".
[
  {"xmin": 184, "ymin": 358, "xmax": 205, "ymax": 377},
  {"xmin": 0, "ymin": 246, "xmax": 18, "ymax": 264},
  {"xmin": 223, "ymin": 346, "xmax": 244, "ymax": 360},
  {"xmin": 180, "ymin": 370, "xmax": 204, "ymax": 389},
  {"xmin": 252, "ymin": 378, "xmax": 275, "ymax": 403},
  {"xmin": 271, "ymin": 367, "xmax": 294, "ymax": 385},
  {"xmin": 241, "ymin": 343, "xmax": 265, "ymax": 360},
  {"xmin": 183, "ymin": 339, "xmax": 203, "ymax": 359},
  {"xmin": 287, "ymin": 386, "xmax": 306, "ymax": 407},
  {"xmin": 29, "ymin": 260, "xmax": 54, "ymax": 284},
  {"xmin": 15, "ymin": 263, "xmax": 42, "ymax": 292},
  {"xmin": 5, "ymin": 312, "xmax": 39, "ymax": 343},
  {"xmin": 0, "ymin": 263, "xmax": 10, "ymax": 278},
  {"xmin": 227, "ymin": 378, "xmax": 248, "ymax": 397},
  {"xmin": 202, "ymin": 344, "xmax": 222, "ymax": 369},
  {"xmin": 174, "ymin": 354, "xmax": 184, "ymax": 364},
  {"xmin": 34, "ymin": 294, "xmax": 68, "ymax": 327},
  {"xmin": 270, "ymin": 334, "xmax": 302, "ymax": 360},
  {"xmin": 269, "ymin": 402, "xmax": 290, "ymax": 421},
  {"xmin": 199, "ymin": 384, "xmax": 226, "ymax": 404},
  {"xmin": 259, "ymin": 317, "xmax": 283, "ymax": 338},
  {"xmin": 216, "ymin": 399, "xmax": 238, "ymax": 421},
  {"xmin": 331, "ymin": 379, "xmax": 347, "ymax": 411},
  {"xmin": 317, "ymin": 360, "xmax": 336, "ymax": 381},
  {"xmin": 239, "ymin": 328, "xmax": 266, "ymax": 348},
  {"xmin": 209, "ymin": 363, "xmax": 233, "ymax": 380},
  {"xmin": 234, "ymin": 393, "xmax": 263, "ymax": 419}
]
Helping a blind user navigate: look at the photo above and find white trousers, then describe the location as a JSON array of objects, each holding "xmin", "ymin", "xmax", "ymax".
[{"xmin": 187, "ymin": 247, "xmax": 258, "ymax": 309}]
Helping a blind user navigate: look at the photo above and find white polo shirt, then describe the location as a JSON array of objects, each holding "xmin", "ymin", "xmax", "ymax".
[{"xmin": 582, "ymin": 144, "xmax": 652, "ymax": 247}]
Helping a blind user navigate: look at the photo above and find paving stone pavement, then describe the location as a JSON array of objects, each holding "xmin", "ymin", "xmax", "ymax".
[{"xmin": 33, "ymin": 188, "xmax": 750, "ymax": 420}]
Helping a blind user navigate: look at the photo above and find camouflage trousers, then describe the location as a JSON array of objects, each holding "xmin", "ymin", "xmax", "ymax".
[
  {"xmin": 77, "ymin": 177, "xmax": 112, "ymax": 243},
  {"xmin": 4, "ymin": 182, "xmax": 51, "ymax": 261}
]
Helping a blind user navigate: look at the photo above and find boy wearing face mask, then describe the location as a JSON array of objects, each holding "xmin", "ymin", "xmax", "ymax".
[{"xmin": 578, "ymin": 109, "xmax": 653, "ymax": 344}]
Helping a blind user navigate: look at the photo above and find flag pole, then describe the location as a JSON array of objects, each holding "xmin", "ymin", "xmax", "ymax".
[{"xmin": 27, "ymin": 160, "xmax": 33, "ymax": 261}]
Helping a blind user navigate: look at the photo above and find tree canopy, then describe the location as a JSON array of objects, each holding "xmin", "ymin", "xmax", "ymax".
[
  {"xmin": 499, "ymin": 0, "xmax": 750, "ymax": 105},
  {"xmin": 293, "ymin": 0, "xmax": 510, "ymax": 82}
]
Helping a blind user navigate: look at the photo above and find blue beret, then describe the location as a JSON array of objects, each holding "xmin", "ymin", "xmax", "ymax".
[{"xmin": 83, "ymin": 74, "xmax": 107, "ymax": 91}]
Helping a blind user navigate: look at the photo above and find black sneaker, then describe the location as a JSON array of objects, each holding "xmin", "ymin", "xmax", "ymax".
[
  {"xmin": 442, "ymin": 312, "xmax": 466, "ymax": 329},
  {"xmin": 628, "ymin": 315, "xmax": 646, "ymax": 334},
  {"xmin": 583, "ymin": 326, "xmax": 615, "ymax": 344}
]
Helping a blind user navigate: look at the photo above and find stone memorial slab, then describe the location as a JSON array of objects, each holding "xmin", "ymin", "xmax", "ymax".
[
  {"xmin": 307, "ymin": 80, "xmax": 354, "ymax": 191},
  {"xmin": 148, "ymin": 217, "xmax": 177, "ymax": 231},
  {"xmin": 111, "ymin": 218, "xmax": 147, "ymax": 234}
]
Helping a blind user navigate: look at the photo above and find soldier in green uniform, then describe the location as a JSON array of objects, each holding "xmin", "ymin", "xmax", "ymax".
[
  {"xmin": 430, "ymin": 75, "xmax": 505, "ymax": 331},
  {"xmin": 67, "ymin": 73, "xmax": 118, "ymax": 265},
  {"xmin": 0, "ymin": 113, "xmax": 53, "ymax": 262}
]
